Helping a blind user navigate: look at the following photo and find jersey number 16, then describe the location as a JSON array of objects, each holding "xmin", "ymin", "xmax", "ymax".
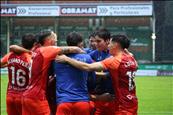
[{"xmin": 9, "ymin": 66, "xmax": 27, "ymax": 87}]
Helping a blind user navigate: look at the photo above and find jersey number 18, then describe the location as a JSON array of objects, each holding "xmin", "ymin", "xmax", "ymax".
[{"xmin": 126, "ymin": 71, "xmax": 136, "ymax": 91}]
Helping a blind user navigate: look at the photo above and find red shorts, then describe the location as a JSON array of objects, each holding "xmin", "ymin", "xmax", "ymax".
[
  {"xmin": 115, "ymin": 105, "xmax": 138, "ymax": 115},
  {"xmin": 89, "ymin": 101, "xmax": 95, "ymax": 114},
  {"xmin": 56, "ymin": 101, "xmax": 90, "ymax": 115},
  {"xmin": 94, "ymin": 101, "xmax": 118, "ymax": 115},
  {"xmin": 115, "ymin": 110, "xmax": 137, "ymax": 115},
  {"xmin": 6, "ymin": 95, "xmax": 22, "ymax": 115},
  {"xmin": 22, "ymin": 97, "xmax": 50, "ymax": 115}
]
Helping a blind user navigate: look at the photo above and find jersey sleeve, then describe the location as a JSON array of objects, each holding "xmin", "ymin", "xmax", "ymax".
[
  {"xmin": 1, "ymin": 52, "xmax": 12, "ymax": 63},
  {"xmin": 101, "ymin": 56, "xmax": 121, "ymax": 70},
  {"xmin": 23, "ymin": 53, "xmax": 32, "ymax": 62},
  {"xmin": 42, "ymin": 46, "xmax": 62, "ymax": 61},
  {"xmin": 89, "ymin": 50, "xmax": 95, "ymax": 60},
  {"xmin": 86, "ymin": 55, "xmax": 94, "ymax": 64},
  {"xmin": 85, "ymin": 54, "xmax": 96, "ymax": 93}
]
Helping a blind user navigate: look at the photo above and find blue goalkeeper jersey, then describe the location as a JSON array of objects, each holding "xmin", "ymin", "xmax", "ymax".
[
  {"xmin": 89, "ymin": 49, "xmax": 114, "ymax": 94},
  {"xmin": 54, "ymin": 53, "xmax": 95, "ymax": 104},
  {"xmin": 89, "ymin": 49, "xmax": 110, "ymax": 62},
  {"xmin": 84, "ymin": 48, "xmax": 95, "ymax": 54}
]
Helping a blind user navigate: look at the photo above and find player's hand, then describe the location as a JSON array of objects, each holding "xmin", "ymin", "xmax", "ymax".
[
  {"xmin": 55, "ymin": 54, "xmax": 68, "ymax": 63},
  {"xmin": 90, "ymin": 93, "xmax": 115, "ymax": 102},
  {"xmin": 60, "ymin": 46, "xmax": 85, "ymax": 54},
  {"xmin": 97, "ymin": 93, "xmax": 115, "ymax": 102},
  {"xmin": 77, "ymin": 48, "xmax": 86, "ymax": 54}
]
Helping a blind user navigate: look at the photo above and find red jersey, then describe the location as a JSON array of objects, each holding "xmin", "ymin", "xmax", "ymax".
[
  {"xmin": 1, "ymin": 52, "xmax": 31, "ymax": 97},
  {"xmin": 23, "ymin": 46, "xmax": 61, "ymax": 100},
  {"xmin": 101, "ymin": 52, "xmax": 138, "ymax": 110}
]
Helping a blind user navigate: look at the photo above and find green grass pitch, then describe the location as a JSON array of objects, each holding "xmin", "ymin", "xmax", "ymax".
[{"xmin": 1, "ymin": 74, "xmax": 173, "ymax": 115}]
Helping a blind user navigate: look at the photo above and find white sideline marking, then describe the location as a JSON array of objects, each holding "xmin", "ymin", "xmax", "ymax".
[{"xmin": 139, "ymin": 112, "xmax": 173, "ymax": 114}]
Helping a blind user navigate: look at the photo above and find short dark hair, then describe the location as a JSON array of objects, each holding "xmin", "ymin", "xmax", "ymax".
[
  {"xmin": 66, "ymin": 32, "xmax": 83, "ymax": 46},
  {"xmin": 95, "ymin": 28, "xmax": 110, "ymax": 41},
  {"xmin": 37, "ymin": 29, "xmax": 53, "ymax": 45},
  {"xmin": 89, "ymin": 32, "xmax": 96, "ymax": 39},
  {"xmin": 111, "ymin": 34, "xmax": 130, "ymax": 49},
  {"xmin": 22, "ymin": 34, "xmax": 36, "ymax": 50}
]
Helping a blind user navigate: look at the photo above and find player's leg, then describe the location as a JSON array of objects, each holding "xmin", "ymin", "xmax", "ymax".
[{"xmin": 56, "ymin": 102, "xmax": 72, "ymax": 115}]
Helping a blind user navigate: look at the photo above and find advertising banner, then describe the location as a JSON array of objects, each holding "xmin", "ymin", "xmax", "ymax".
[
  {"xmin": 136, "ymin": 70, "xmax": 158, "ymax": 76},
  {"xmin": 60, "ymin": 6, "xmax": 97, "ymax": 16},
  {"xmin": 97, "ymin": 4, "xmax": 152, "ymax": 16},
  {"xmin": 0, "ymin": 68, "xmax": 8, "ymax": 74},
  {"xmin": 1, "ymin": 4, "xmax": 153, "ymax": 17},
  {"xmin": 157, "ymin": 70, "xmax": 173, "ymax": 76},
  {"xmin": 1, "ymin": 7, "xmax": 17, "ymax": 16},
  {"xmin": 17, "ymin": 6, "xmax": 59, "ymax": 16},
  {"xmin": 139, "ymin": 64, "xmax": 173, "ymax": 70}
]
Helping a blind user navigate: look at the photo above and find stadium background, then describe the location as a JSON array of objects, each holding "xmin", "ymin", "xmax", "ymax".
[{"xmin": 0, "ymin": 0, "xmax": 173, "ymax": 115}]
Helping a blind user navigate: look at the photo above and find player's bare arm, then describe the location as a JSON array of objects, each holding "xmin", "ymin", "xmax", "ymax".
[
  {"xmin": 56, "ymin": 54, "xmax": 104, "ymax": 71},
  {"xmin": 0, "ymin": 61, "xmax": 7, "ymax": 68},
  {"xmin": 0, "ymin": 53, "xmax": 11, "ymax": 68},
  {"xmin": 90, "ymin": 93, "xmax": 115, "ymax": 102},
  {"xmin": 59, "ymin": 46, "xmax": 85, "ymax": 54},
  {"xmin": 1, "ymin": 57, "xmax": 7, "ymax": 68},
  {"xmin": 10, "ymin": 45, "xmax": 31, "ymax": 54}
]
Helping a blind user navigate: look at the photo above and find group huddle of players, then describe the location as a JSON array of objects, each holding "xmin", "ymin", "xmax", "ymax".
[{"xmin": 1, "ymin": 28, "xmax": 138, "ymax": 115}]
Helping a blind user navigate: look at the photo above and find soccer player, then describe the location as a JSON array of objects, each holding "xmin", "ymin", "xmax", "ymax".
[
  {"xmin": 56, "ymin": 34, "xmax": 138, "ymax": 115},
  {"xmin": 84, "ymin": 32, "xmax": 97, "ymax": 54},
  {"xmin": 54, "ymin": 32, "xmax": 95, "ymax": 115},
  {"xmin": 89, "ymin": 28, "xmax": 116, "ymax": 115},
  {"xmin": 10, "ymin": 30, "xmax": 84, "ymax": 115},
  {"xmin": 0, "ymin": 34, "xmax": 37, "ymax": 115}
]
